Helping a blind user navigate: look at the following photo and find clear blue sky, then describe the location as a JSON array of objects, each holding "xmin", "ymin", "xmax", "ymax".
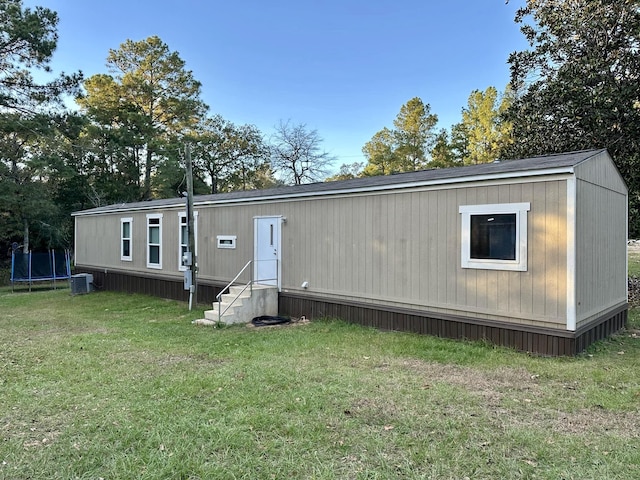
[{"xmin": 27, "ymin": 0, "xmax": 529, "ymax": 172}]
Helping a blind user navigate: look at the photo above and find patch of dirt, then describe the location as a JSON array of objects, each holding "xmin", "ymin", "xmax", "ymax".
[
  {"xmin": 2, "ymin": 415, "xmax": 65, "ymax": 450},
  {"xmin": 398, "ymin": 360, "xmax": 640, "ymax": 438}
]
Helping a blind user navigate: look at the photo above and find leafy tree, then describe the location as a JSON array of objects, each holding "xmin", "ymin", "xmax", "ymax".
[
  {"xmin": 189, "ymin": 115, "xmax": 230, "ymax": 194},
  {"xmin": 76, "ymin": 74, "xmax": 146, "ymax": 204},
  {"xmin": 239, "ymin": 161, "xmax": 283, "ymax": 191},
  {"xmin": 220, "ymin": 123, "xmax": 270, "ymax": 191},
  {"xmin": 454, "ymin": 86, "xmax": 513, "ymax": 165},
  {"xmin": 45, "ymin": 113, "xmax": 98, "ymax": 216},
  {"xmin": 429, "ymin": 129, "xmax": 461, "ymax": 169},
  {"xmin": 326, "ymin": 162, "xmax": 364, "ymax": 181},
  {"xmin": 504, "ymin": 0, "xmax": 640, "ymax": 235},
  {"xmin": 393, "ymin": 97, "xmax": 438, "ymax": 170},
  {"xmin": 190, "ymin": 115, "xmax": 270, "ymax": 193},
  {"xmin": 0, "ymin": 1, "xmax": 81, "ymax": 260},
  {"xmin": 78, "ymin": 36, "xmax": 208, "ymax": 200},
  {"xmin": 269, "ymin": 120, "xmax": 335, "ymax": 185},
  {"xmin": 0, "ymin": 114, "xmax": 61, "ymax": 253},
  {"xmin": 449, "ymin": 122, "xmax": 470, "ymax": 165},
  {"xmin": 362, "ymin": 97, "xmax": 438, "ymax": 175},
  {"xmin": 361, "ymin": 127, "xmax": 397, "ymax": 176},
  {"xmin": 0, "ymin": 0, "xmax": 81, "ymax": 113}
]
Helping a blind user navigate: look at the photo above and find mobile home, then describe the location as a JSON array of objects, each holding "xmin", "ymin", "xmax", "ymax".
[{"xmin": 72, "ymin": 149, "xmax": 628, "ymax": 355}]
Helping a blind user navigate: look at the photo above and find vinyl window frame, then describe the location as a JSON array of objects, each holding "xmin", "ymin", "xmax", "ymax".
[
  {"xmin": 459, "ymin": 202, "xmax": 530, "ymax": 272},
  {"xmin": 146, "ymin": 213, "xmax": 163, "ymax": 269},
  {"xmin": 120, "ymin": 217, "xmax": 133, "ymax": 261}
]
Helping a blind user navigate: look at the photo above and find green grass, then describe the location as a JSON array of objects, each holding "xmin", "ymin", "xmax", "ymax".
[{"xmin": 1, "ymin": 288, "xmax": 639, "ymax": 479}]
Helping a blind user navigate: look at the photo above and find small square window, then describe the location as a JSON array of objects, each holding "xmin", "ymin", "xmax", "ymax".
[{"xmin": 460, "ymin": 203, "xmax": 530, "ymax": 271}]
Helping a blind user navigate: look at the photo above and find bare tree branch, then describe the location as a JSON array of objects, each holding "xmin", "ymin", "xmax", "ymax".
[{"xmin": 269, "ymin": 120, "xmax": 335, "ymax": 185}]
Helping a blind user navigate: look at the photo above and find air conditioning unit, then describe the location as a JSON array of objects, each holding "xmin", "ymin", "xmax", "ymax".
[{"xmin": 71, "ymin": 273, "xmax": 94, "ymax": 295}]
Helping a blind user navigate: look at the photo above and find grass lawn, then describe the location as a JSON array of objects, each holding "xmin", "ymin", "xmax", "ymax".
[{"xmin": 1, "ymin": 289, "xmax": 639, "ymax": 479}]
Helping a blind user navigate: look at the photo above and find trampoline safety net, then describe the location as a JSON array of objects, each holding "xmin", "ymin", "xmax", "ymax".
[{"xmin": 11, "ymin": 250, "xmax": 72, "ymax": 290}]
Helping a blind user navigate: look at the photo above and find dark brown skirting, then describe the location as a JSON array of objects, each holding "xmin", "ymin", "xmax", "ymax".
[
  {"xmin": 77, "ymin": 267, "xmax": 223, "ymax": 305},
  {"xmin": 277, "ymin": 293, "xmax": 628, "ymax": 356},
  {"xmin": 76, "ymin": 267, "xmax": 628, "ymax": 356}
]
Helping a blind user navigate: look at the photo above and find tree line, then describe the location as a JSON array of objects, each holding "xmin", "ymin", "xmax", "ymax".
[
  {"xmin": 2, "ymin": 0, "xmax": 639, "ymax": 264},
  {"xmin": 331, "ymin": 85, "xmax": 513, "ymax": 181}
]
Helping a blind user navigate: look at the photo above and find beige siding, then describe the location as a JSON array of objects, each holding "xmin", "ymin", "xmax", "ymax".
[
  {"xmin": 76, "ymin": 208, "xmax": 186, "ymax": 276},
  {"xmin": 75, "ymin": 178, "xmax": 570, "ymax": 329},
  {"xmin": 449, "ymin": 181, "xmax": 567, "ymax": 327},
  {"xmin": 203, "ymin": 180, "xmax": 566, "ymax": 328},
  {"xmin": 574, "ymin": 182, "xmax": 628, "ymax": 327},
  {"xmin": 575, "ymin": 150, "xmax": 627, "ymax": 195},
  {"xmin": 75, "ymin": 215, "xmax": 119, "ymax": 267},
  {"xmin": 573, "ymin": 152, "xmax": 628, "ymax": 328}
]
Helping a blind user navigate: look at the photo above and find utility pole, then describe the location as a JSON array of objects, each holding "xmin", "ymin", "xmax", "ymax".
[{"xmin": 185, "ymin": 144, "xmax": 197, "ymax": 309}]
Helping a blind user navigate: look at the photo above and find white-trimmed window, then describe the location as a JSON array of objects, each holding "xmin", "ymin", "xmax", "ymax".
[
  {"xmin": 459, "ymin": 203, "xmax": 530, "ymax": 271},
  {"xmin": 120, "ymin": 217, "xmax": 133, "ymax": 261},
  {"xmin": 178, "ymin": 211, "xmax": 198, "ymax": 271},
  {"xmin": 146, "ymin": 213, "xmax": 163, "ymax": 269}
]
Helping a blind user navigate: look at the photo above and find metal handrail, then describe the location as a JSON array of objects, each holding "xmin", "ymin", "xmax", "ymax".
[
  {"xmin": 216, "ymin": 260, "xmax": 253, "ymax": 322},
  {"xmin": 215, "ymin": 259, "xmax": 279, "ymax": 323}
]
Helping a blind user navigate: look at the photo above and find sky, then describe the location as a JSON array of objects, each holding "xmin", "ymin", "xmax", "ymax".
[{"xmin": 25, "ymin": 0, "xmax": 529, "ymax": 173}]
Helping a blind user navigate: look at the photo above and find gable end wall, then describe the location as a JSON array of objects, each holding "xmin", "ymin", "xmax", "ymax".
[{"xmin": 574, "ymin": 152, "xmax": 628, "ymax": 328}]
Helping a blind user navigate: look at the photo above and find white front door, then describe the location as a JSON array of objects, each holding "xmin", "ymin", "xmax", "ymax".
[{"xmin": 254, "ymin": 216, "xmax": 281, "ymax": 287}]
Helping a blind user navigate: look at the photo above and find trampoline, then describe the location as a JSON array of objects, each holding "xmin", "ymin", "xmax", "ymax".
[{"xmin": 10, "ymin": 249, "xmax": 72, "ymax": 292}]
